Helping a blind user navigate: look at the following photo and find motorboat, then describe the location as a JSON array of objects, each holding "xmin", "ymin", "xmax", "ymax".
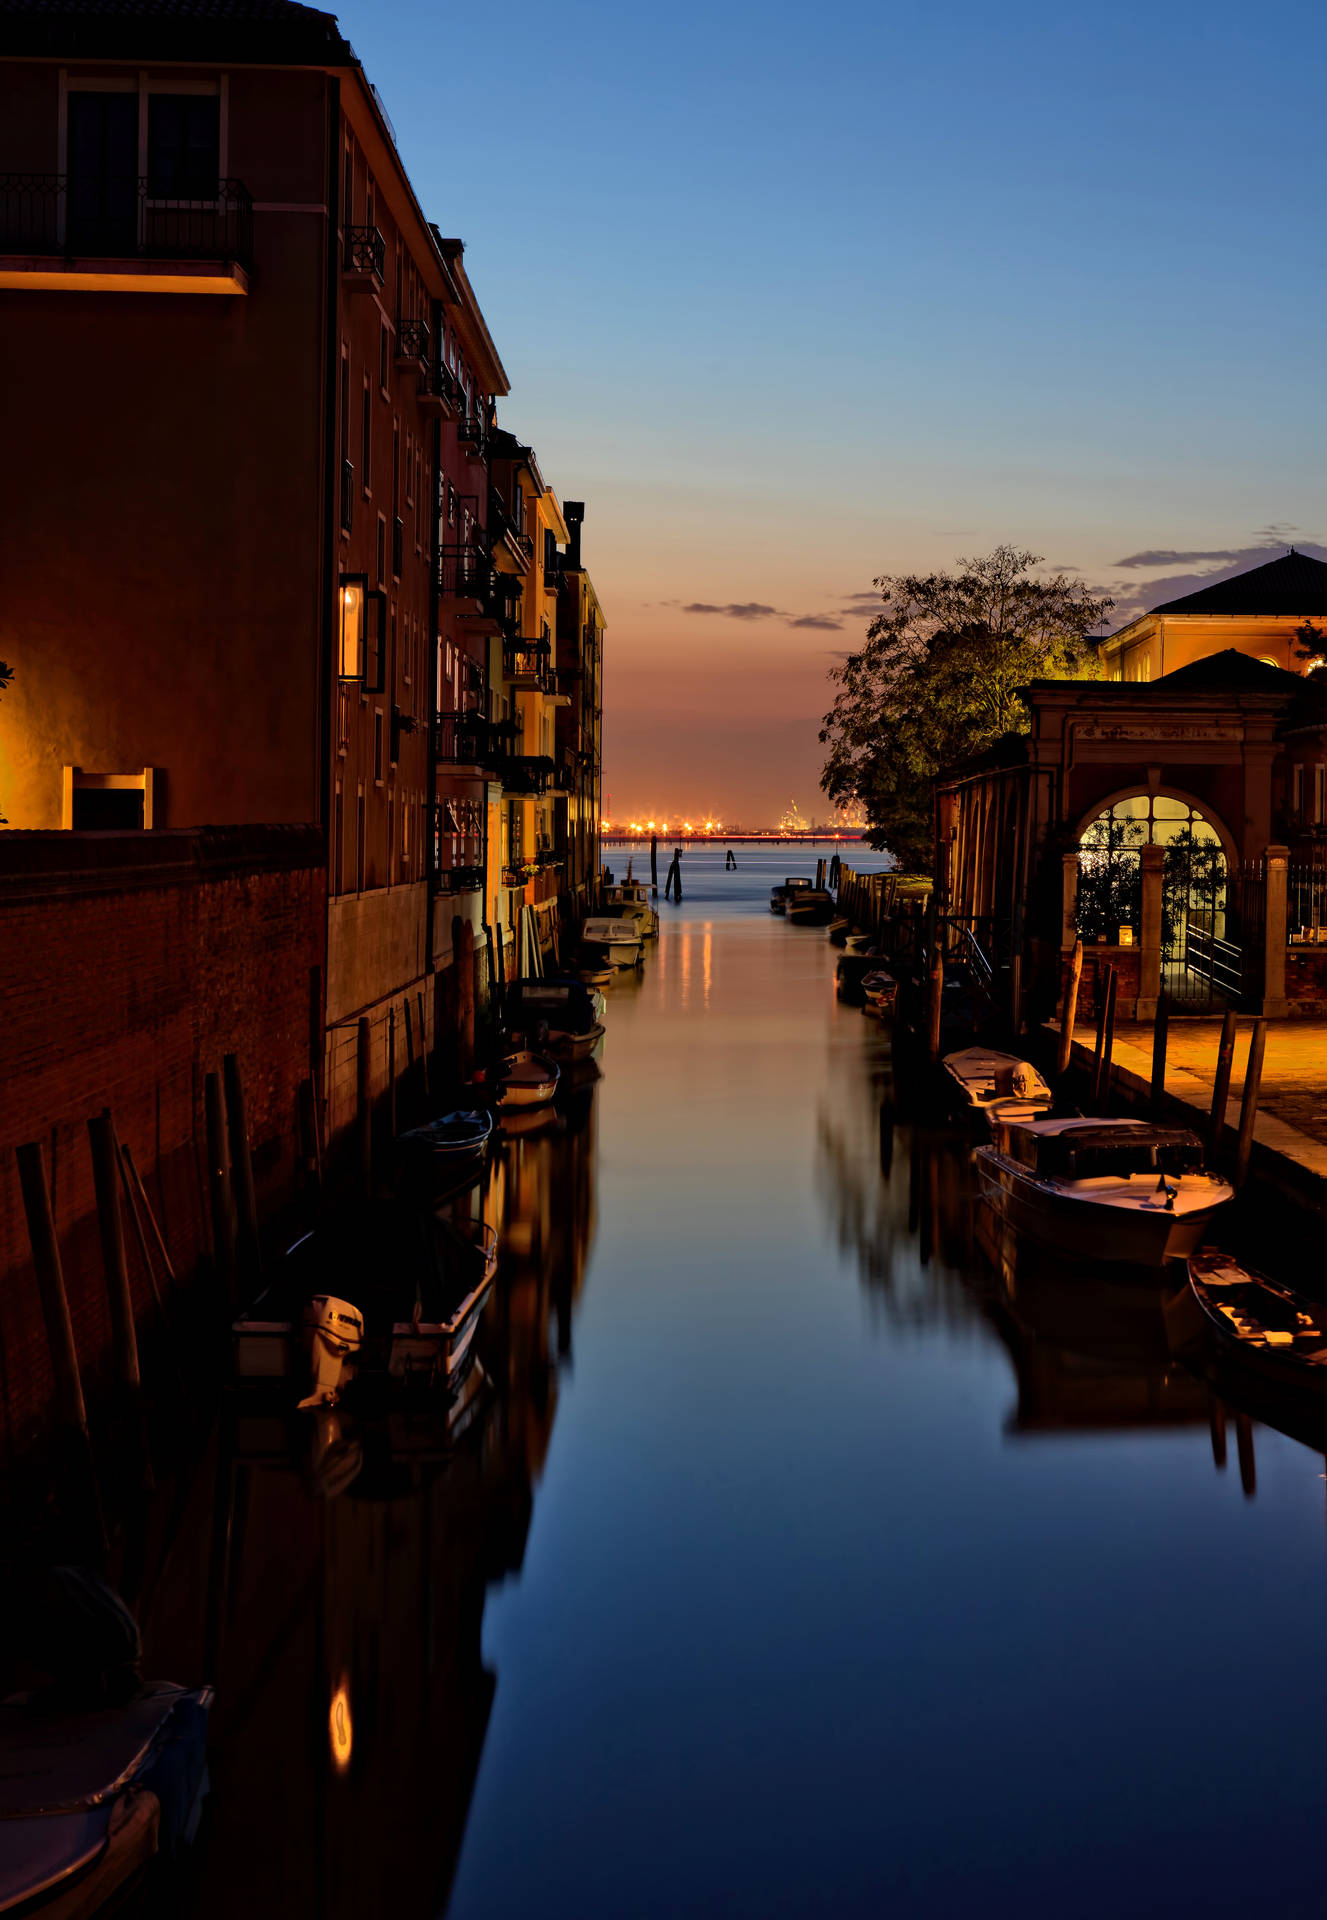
[
  {"xmin": 604, "ymin": 879, "xmax": 659, "ymax": 938},
  {"xmin": 233, "ymin": 1205, "xmax": 497, "ymax": 1399},
  {"xmin": 1168, "ymin": 1250, "xmax": 1327, "ymax": 1395},
  {"xmin": 396, "ymin": 1107, "xmax": 493, "ymax": 1168},
  {"xmin": 861, "ymin": 971, "xmax": 899, "ymax": 1016},
  {"xmin": 581, "ymin": 918, "xmax": 643, "ymax": 969},
  {"xmin": 827, "ymin": 917, "xmax": 852, "ymax": 945},
  {"xmin": 836, "ymin": 946, "xmax": 886, "ymax": 992},
  {"xmin": 974, "ymin": 1117, "xmax": 1233, "ymax": 1266},
  {"xmin": 470, "ymin": 1049, "xmax": 560, "ymax": 1109},
  {"xmin": 770, "ymin": 877, "xmax": 814, "ymax": 915},
  {"xmin": 506, "ymin": 977, "xmax": 605, "ymax": 1033},
  {"xmin": 788, "ymin": 888, "xmax": 835, "ymax": 925},
  {"xmin": 943, "ymin": 1047, "xmax": 1053, "ymax": 1125},
  {"xmin": 0, "ymin": 1678, "xmax": 212, "ymax": 1917}
]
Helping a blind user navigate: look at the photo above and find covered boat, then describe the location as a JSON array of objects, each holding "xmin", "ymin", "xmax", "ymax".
[
  {"xmin": 943, "ymin": 1047, "xmax": 1052, "ymax": 1125},
  {"xmin": 769, "ymin": 877, "xmax": 813, "ymax": 914},
  {"xmin": 581, "ymin": 918, "xmax": 643, "ymax": 968},
  {"xmin": 603, "ymin": 879, "xmax": 659, "ymax": 938},
  {"xmin": 787, "ymin": 888, "xmax": 835, "ymax": 925},
  {"xmin": 1169, "ymin": 1250, "xmax": 1327, "ymax": 1394},
  {"xmin": 470, "ymin": 1049, "xmax": 560, "ymax": 1109},
  {"xmin": 506, "ymin": 977, "xmax": 605, "ymax": 1034},
  {"xmin": 974, "ymin": 1117, "xmax": 1232, "ymax": 1266}
]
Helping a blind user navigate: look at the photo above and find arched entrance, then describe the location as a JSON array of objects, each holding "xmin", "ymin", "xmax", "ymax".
[{"xmin": 1076, "ymin": 791, "xmax": 1239, "ymax": 1007}]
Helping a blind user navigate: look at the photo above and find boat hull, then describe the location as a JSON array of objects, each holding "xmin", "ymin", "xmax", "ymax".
[{"xmin": 975, "ymin": 1151, "xmax": 1226, "ymax": 1266}]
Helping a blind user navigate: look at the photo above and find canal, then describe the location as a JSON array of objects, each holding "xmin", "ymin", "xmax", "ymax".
[{"xmin": 126, "ymin": 847, "xmax": 1327, "ymax": 1914}]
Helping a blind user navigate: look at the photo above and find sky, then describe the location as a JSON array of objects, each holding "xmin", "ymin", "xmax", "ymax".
[{"xmin": 335, "ymin": 0, "xmax": 1327, "ymax": 826}]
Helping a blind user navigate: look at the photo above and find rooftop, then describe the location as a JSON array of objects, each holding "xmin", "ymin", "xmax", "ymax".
[
  {"xmin": 0, "ymin": 0, "xmax": 350, "ymax": 60},
  {"xmin": 1149, "ymin": 549, "xmax": 1327, "ymax": 617}
]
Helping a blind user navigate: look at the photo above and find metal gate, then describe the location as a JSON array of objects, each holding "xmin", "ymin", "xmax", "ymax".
[{"xmin": 1162, "ymin": 836, "xmax": 1235, "ymax": 1009}]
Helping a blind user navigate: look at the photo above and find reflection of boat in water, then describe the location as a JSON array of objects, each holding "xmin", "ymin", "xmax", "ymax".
[
  {"xmin": 975, "ymin": 1118, "xmax": 1232, "ymax": 1267},
  {"xmin": 943, "ymin": 1047, "xmax": 1052, "ymax": 1126}
]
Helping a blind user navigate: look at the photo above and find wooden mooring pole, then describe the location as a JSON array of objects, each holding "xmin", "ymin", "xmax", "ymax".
[
  {"xmin": 927, "ymin": 945, "xmax": 944, "ymax": 1064},
  {"xmin": 1089, "ymin": 964, "xmax": 1111, "ymax": 1107},
  {"xmin": 1208, "ymin": 1008, "xmax": 1238, "ymax": 1162},
  {"xmin": 1093, "ymin": 966, "xmax": 1118, "ymax": 1109},
  {"xmin": 223, "ymin": 1053, "xmax": 261, "ymax": 1283},
  {"xmin": 356, "ymin": 1017, "xmax": 373, "ymax": 1197},
  {"xmin": 88, "ymin": 1109, "xmax": 140, "ymax": 1396},
  {"xmin": 1233, "ymin": 1017, "xmax": 1267, "ymax": 1188},
  {"xmin": 1149, "ymin": 994, "xmax": 1169, "ymax": 1118},
  {"xmin": 1056, "ymin": 940, "xmax": 1083, "ymax": 1080},
  {"xmin": 387, "ymin": 1006, "xmax": 398, "ymax": 1141},
  {"xmin": 17, "ymin": 1141, "xmax": 89, "ymax": 1439},
  {"xmin": 204, "ymin": 1071, "xmax": 237, "ymax": 1302}
]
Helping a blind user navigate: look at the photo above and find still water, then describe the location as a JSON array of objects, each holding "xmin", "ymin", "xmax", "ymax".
[{"xmin": 139, "ymin": 846, "xmax": 1327, "ymax": 1917}]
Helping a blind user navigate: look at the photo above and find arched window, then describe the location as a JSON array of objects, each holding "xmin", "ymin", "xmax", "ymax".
[{"xmin": 1077, "ymin": 794, "xmax": 1225, "ymax": 947}]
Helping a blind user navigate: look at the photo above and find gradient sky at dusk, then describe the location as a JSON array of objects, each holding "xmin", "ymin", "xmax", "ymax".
[{"xmin": 336, "ymin": 0, "xmax": 1327, "ymax": 824}]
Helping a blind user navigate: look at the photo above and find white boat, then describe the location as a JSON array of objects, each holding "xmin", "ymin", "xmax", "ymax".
[
  {"xmin": 471, "ymin": 1049, "xmax": 560, "ymax": 1108},
  {"xmin": 974, "ymin": 1117, "xmax": 1233, "ymax": 1267},
  {"xmin": 604, "ymin": 880, "xmax": 659, "ymax": 938},
  {"xmin": 581, "ymin": 917, "xmax": 643, "ymax": 968},
  {"xmin": 943, "ymin": 1047, "xmax": 1053, "ymax": 1125}
]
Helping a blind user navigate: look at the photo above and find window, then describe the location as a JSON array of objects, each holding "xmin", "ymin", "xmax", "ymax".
[
  {"xmin": 333, "ymin": 782, "xmax": 343, "ymax": 894},
  {"xmin": 361, "ymin": 380, "xmax": 371, "ymax": 496},
  {"xmin": 1293, "ymin": 765, "xmax": 1305, "ymax": 815},
  {"xmin": 376, "ymin": 514, "xmax": 386, "ymax": 588},
  {"xmin": 63, "ymin": 767, "xmax": 156, "ymax": 830},
  {"xmin": 404, "ymin": 431, "xmax": 413, "ymax": 507},
  {"xmin": 147, "ymin": 95, "xmax": 220, "ymax": 198},
  {"xmin": 343, "ymin": 141, "xmax": 354, "ymax": 229},
  {"xmin": 379, "ymin": 320, "xmax": 390, "ymax": 395},
  {"xmin": 374, "ymin": 709, "xmax": 385, "ymax": 784},
  {"xmin": 356, "ymin": 787, "xmax": 366, "ymax": 892},
  {"xmin": 1316, "ymin": 766, "xmax": 1325, "ymax": 826},
  {"xmin": 339, "ymin": 350, "xmax": 352, "ymax": 530}
]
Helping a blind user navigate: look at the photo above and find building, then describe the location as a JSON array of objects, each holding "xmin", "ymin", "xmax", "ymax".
[
  {"xmin": 555, "ymin": 502, "xmax": 605, "ymax": 910},
  {"xmin": 1100, "ymin": 550, "xmax": 1327, "ymax": 683},
  {"xmin": 936, "ymin": 554, "xmax": 1327, "ymax": 1028}
]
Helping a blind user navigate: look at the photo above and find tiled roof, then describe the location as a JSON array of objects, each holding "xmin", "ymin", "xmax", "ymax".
[
  {"xmin": 1154, "ymin": 649, "xmax": 1304, "ymax": 692},
  {"xmin": 0, "ymin": 0, "xmax": 349, "ymax": 59},
  {"xmin": 1151, "ymin": 550, "xmax": 1327, "ymax": 616}
]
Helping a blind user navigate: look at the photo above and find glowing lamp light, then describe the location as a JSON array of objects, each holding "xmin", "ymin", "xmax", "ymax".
[
  {"xmin": 329, "ymin": 1679, "xmax": 353, "ymax": 1772},
  {"xmin": 339, "ymin": 579, "xmax": 366, "ymax": 680}
]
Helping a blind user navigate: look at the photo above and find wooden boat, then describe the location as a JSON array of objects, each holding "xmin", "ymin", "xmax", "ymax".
[
  {"xmin": 542, "ymin": 1021, "xmax": 605, "ymax": 1060},
  {"xmin": 603, "ymin": 879, "xmax": 659, "ymax": 937},
  {"xmin": 579, "ymin": 966, "xmax": 613, "ymax": 987},
  {"xmin": 769, "ymin": 877, "xmax": 813, "ymax": 914},
  {"xmin": 836, "ymin": 947, "xmax": 885, "ymax": 991},
  {"xmin": 844, "ymin": 931, "xmax": 875, "ymax": 955},
  {"xmin": 581, "ymin": 918, "xmax": 643, "ymax": 968},
  {"xmin": 233, "ymin": 1207, "xmax": 497, "ymax": 1396},
  {"xmin": 1170, "ymin": 1249, "xmax": 1327, "ymax": 1393},
  {"xmin": 396, "ymin": 1107, "xmax": 493, "ymax": 1167},
  {"xmin": 974, "ymin": 1117, "xmax": 1233, "ymax": 1266},
  {"xmin": 470, "ymin": 1049, "xmax": 560, "ymax": 1108},
  {"xmin": 943, "ymin": 1047, "xmax": 1052, "ymax": 1125},
  {"xmin": 788, "ymin": 888, "xmax": 835, "ymax": 925},
  {"xmin": 827, "ymin": 917, "xmax": 852, "ymax": 945},
  {"xmin": 506, "ymin": 977, "xmax": 605, "ymax": 1034},
  {"xmin": 0, "ymin": 1681, "xmax": 212, "ymax": 1917},
  {"xmin": 861, "ymin": 971, "xmax": 899, "ymax": 1016}
]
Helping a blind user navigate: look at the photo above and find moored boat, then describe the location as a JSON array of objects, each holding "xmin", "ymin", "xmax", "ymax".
[
  {"xmin": 470, "ymin": 1049, "xmax": 560, "ymax": 1108},
  {"xmin": 975, "ymin": 1117, "xmax": 1232, "ymax": 1267},
  {"xmin": 581, "ymin": 917, "xmax": 643, "ymax": 968},
  {"xmin": 827, "ymin": 917, "xmax": 852, "ymax": 945},
  {"xmin": 787, "ymin": 888, "xmax": 835, "ymax": 925},
  {"xmin": 861, "ymin": 971, "xmax": 899, "ymax": 1016},
  {"xmin": 1169, "ymin": 1249, "xmax": 1327, "ymax": 1394},
  {"xmin": 542, "ymin": 1021, "xmax": 606, "ymax": 1060},
  {"xmin": 603, "ymin": 879, "xmax": 659, "ymax": 938},
  {"xmin": 769, "ymin": 877, "xmax": 813, "ymax": 914},
  {"xmin": 396, "ymin": 1107, "xmax": 493, "ymax": 1169},
  {"xmin": 943, "ymin": 1047, "xmax": 1052, "ymax": 1125}
]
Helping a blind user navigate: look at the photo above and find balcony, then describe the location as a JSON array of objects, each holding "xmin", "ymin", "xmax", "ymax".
[
  {"xmin": 0, "ymin": 173, "xmax": 252, "ymax": 294},
  {"xmin": 419, "ymin": 357, "xmax": 457, "ymax": 418},
  {"xmin": 433, "ymin": 864, "xmax": 485, "ymax": 897},
  {"xmin": 342, "ymin": 224, "xmax": 385, "ymax": 287},
  {"xmin": 395, "ymin": 316, "xmax": 429, "ymax": 369},
  {"xmin": 457, "ymin": 407, "xmax": 487, "ymax": 456},
  {"xmin": 488, "ymin": 493, "xmax": 534, "ymax": 572},
  {"xmin": 437, "ymin": 544, "xmax": 491, "ymax": 602},
  {"xmin": 504, "ymin": 640, "xmax": 554, "ymax": 690},
  {"xmin": 433, "ymin": 711, "xmax": 518, "ymax": 770},
  {"xmin": 495, "ymin": 753, "xmax": 556, "ymax": 797}
]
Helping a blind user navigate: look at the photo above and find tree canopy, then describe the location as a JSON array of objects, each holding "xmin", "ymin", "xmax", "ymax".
[{"xmin": 819, "ymin": 546, "xmax": 1112, "ymax": 870}]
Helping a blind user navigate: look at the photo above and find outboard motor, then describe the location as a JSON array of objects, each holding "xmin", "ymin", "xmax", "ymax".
[{"xmin": 299, "ymin": 1294, "xmax": 365, "ymax": 1409}]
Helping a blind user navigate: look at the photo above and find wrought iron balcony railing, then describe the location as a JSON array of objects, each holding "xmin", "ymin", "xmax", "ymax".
[
  {"xmin": 343, "ymin": 224, "xmax": 385, "ymax": 280},
  {"xmin": 457, "ymin": 407, "xmax": 487, "ymax": 452},
  {"xmin": 504, "ymin": 642, "xmax": 554, "ymax": 689},
  {"xmin": 0, "ymin": 173, "xmax": 253, "ymax": 266},
  {"xmin": 437, "ymin": 544, "xmax": 491, "ymax": 601},
  {"xmin": 395, "ymin": 316, "xmax": 430, "ymax": 366},
  {"xmin": 495, "ymin": 753, "xmax": 556, "ymax": 797},
  {"xmin": 433, "ymin": 864, "xmax": 485, "ymax": 897},
  {"xmin": 432, "ymin": 710, "xmax": 517, "ymax": 767}
]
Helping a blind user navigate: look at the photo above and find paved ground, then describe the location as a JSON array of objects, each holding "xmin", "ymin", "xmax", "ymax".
[{"xmin": 1072, "ymin": 1017, "xmax": 1327, "ymax": 1180}]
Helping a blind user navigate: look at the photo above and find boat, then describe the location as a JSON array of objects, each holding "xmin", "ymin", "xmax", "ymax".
[
  {"xmin": 581, "ymin": 918, "xmax": 643, "ymax": 969},
  {"xmin": 470, "ymin": 1049, "xmax": 560, "ymax": 1109},
  {"xmin": 974, "ymin": 1117, "xmax": 1233, "ymax": 1266},
  {"xmin": 603, "ymin": 879, "xmax": 659, "ymax": 938},
  {"xmin": 861, "ymin": 971, "xmax": 899, "ymax": 1016},
  {"xmin": 506, "ymin": 977, "xmax": 605, "ymax": 1034},
  {"xmin": 843, "ymin": 931, "xmax": 875, "ymax": 955},
  {"xmin": 579, "ymin": 966, "xmax": 613, "ymax": 987},
  {"xmin": 396, "ymin": 1108, "xmax": 493, "ymax": 1169},
  {"xmin": 1169, "ymin": 1250, "xmax": 1327, "ymax": 1394},
  {"xmin": 943, "ymin": 1047, "xmax": 1053, "ymax": 1125},
  {"xmin": 233, "ymin": 1206, "xmax": 497, "ymax": 1398},
  {"xmin": 787, "ymin": 888, "xmax": 835, "ymax": 926},
  {"xmin": 0, "ymin": 1678, "xmax": 212, "ymax": 1917},
  {"xmin": 836, "ymin": 947, "xmax": 885, "ymax": 991},
  {"xmin": 769, "ymin": 877, "xmax": 814, "ymax": 915},
  {"xmin": 542, "ymin": 1022, "xmax": 605, "ymax": 1060},
  {"xmin": 827, "ymin": 918, "xmax": 852, "ymax": 945}
]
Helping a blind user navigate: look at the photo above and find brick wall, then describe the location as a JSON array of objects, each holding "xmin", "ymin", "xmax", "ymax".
[{"xmin": 0, "ymin": 827, "xmax": 324, "ymax": 1458}]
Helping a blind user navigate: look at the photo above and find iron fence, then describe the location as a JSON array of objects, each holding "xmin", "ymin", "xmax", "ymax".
[{"xmin": 0, "ymin": 173, "xmax": 253, "ymax": 265}]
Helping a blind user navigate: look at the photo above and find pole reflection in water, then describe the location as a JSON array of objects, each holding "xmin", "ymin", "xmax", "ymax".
[{"xmin": 75, "ymin": 848, "xmax": 1327, "ymax": 1917}]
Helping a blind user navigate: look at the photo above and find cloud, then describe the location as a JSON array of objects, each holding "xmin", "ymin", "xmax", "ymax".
[
  {"xmin": 839, "ymin": 590, "xmax": 880, "ymax": 603},
  {"xmin": 788, "ymin": 614, "xmax": 843, "ymax": 631},
  {"xmin": 682, "ymin": 601, "xmax": 784, "ymax": 620},
  {"xmin": 1113, "ymin": 548, "xmax": 1245, "ymax": 569}
]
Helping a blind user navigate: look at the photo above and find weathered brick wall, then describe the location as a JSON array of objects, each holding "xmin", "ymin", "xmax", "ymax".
[{"xmin": 0, "ymin": 827, "xmax": 324, "ymax": 1459}]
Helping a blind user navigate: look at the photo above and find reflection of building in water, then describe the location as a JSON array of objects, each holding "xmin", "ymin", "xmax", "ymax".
[
  {"xmin": 137, "ymin": 1104, "xmax": 599, "ymax": 1920},
  {"xmin": 975, "ymin": 1207, "xmax": 1211, "ymax": 1435}
]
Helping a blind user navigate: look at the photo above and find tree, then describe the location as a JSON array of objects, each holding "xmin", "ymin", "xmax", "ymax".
[
  {"xmin": 819, "ymin": 546, "xmax": 1112, "ymax": 870},
  {"xmin": 1293, "ymin": 621, "xmax": 1327, "ymax": 675}
]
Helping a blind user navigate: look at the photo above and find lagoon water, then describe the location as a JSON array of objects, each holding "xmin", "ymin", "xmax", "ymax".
[{"xmin": 139, "ymin": 845, "xmax": 1327, "ymax": 1918}]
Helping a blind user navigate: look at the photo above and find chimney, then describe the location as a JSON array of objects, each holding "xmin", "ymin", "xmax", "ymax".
[{"xmin": 564, "ymin": 500, "xmax": 584, "ymax": 570}]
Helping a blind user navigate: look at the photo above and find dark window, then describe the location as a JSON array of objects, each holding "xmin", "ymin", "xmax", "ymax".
[
  {"xmin": 379, "ymin": 321, "xmax": 390, "ymax": 393},
  {"xmin": 376, "ymin": 514, "xmax": 386, "ymax": 587},
  {"xmin": 343, "ymin": 143, "xmax": 354, "ymax": 228},
  {"xmin": 361, "ymin": 382, "xmax": 371, "ymax": 494},
  {"xmin": 67, "ymin": 93, "xmax": 138, "ymax": 252},
  {"xmin": 374, "ymin": 709, "xmax": 385, "ymax": 783},
  {"xmin": 147, "ymin": 95, "xmax": 220, "ymax": 198},
  {"xmin": 73, "ymin": 787, "xmax": 143, "ymax": 829}
]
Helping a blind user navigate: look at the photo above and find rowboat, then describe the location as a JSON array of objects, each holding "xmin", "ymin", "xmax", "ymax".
[
  {"xmin": 470, "ymin": 1049, "xmax": 560, "ymax": 1109},
  {"xmin": 581, "ymin": 918, "xmax": 643, "ymax": 968},
  {"xmin": 542, "ymin": 1021, "xmax": 605, "ymax": 1060},
  {"xmin": 861, "ymin": 971, "xmax": 899, "ymax": 1016},
  {"xmin": 1169, "ymin": 1249, "xmax": 1327, "ymax": 1394},
  {"xmin": 943, "ymin": 1047, "xmax": 1052, "ymax": 1125},
  {"xmin": 396, "ymin": 1108, "xmax": 493, "ymax": 1167},
  {"xmin": 0, "ymin": 1679, "xmax": 212, "ymax": 1917},
  {"xmin": 975, "ymin": 1117, "xmax": 1232, "ymax": 1266},
  {"xmin": 769, "ymin": 877, "xmax": 813, "ymax": 914},
  {"xmin": 788, "ymin": 888, "xmax": 835, "ymax": 925}
]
